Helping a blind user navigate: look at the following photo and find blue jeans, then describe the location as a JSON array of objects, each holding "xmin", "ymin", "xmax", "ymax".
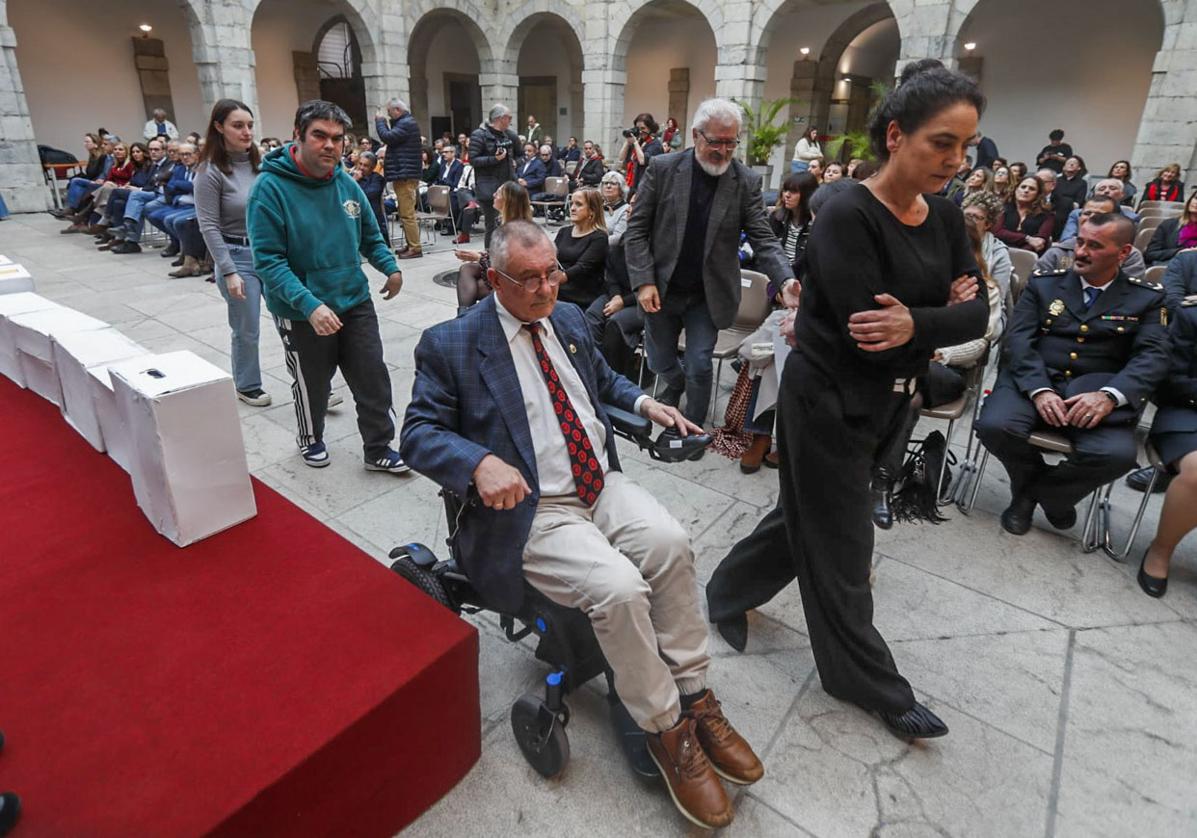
[
  {"xmin": 643, "ymin": 289, "xmax": 718, "ymax": 424},
  {"xmin": 790, "ymin": 160, "xmax": 809, "ymax": 174},
  {"xmin": 66, "ymin": 177, "xmax": 100, "ymax": 209},
  {"xmin": 123, "ymin": 192, "xmax": 161, "ymax": 240},
  {"xmin": 161, "ymin": 206, "xmax": 196, "ymax": 246},
  {"xmin": 216, "ymin": 244, "xmax": 264, "ymax": 392}
]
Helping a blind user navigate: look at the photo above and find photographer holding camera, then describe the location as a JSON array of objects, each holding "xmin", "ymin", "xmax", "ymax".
[
  {"xmin": 617, "ymin": 113, "xmax": 665, "ymax": 197},
  {"xmin": 468, "ymin": 104, "xmax": 522, "ymax": 246}
]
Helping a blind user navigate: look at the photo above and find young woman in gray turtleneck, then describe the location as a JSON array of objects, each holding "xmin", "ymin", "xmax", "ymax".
[{"xmin": 195, "ymin": 99, "xmax": 271, "ymax": 407}]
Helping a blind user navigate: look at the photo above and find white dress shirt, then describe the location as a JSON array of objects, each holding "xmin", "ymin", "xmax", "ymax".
[{"xmin": 495, "ymin": 295, "xmax": 611, "ymax": 497}]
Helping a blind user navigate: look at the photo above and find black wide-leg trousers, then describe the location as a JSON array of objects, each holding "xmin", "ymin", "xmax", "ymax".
[{"xmin": 707, "ymin": 353, "xmax": 916, "ymax": 714}]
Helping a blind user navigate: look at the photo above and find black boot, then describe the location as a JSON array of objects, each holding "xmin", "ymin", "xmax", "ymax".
[
  {"xmin": 875, "ymin": 701, "xmax": 949, "ymax": 740},
  {"xmin": 871, "ymin": 477, "xmax": 894, "ymax": 530},
  {"xmin": 160, "ymin": 242, "xmax": 180, "ymax": 258}
]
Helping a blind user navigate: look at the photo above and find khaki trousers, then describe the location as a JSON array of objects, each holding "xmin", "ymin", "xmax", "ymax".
[
  {"xmin": 522, "ymin": 471, "xmax": 709, "ymax": 732},
  {"xmin": 393, "ymin": 178, "xmax": 421, "ymax": 252}
]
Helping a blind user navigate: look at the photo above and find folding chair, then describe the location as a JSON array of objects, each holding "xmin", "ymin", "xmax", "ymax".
[
  {"xmin": 1144, "ymin": 265, "xmax": 1167, "ymax": 286},
  {"xmin": 1134, "ymin": 226, "xmax": 1158, "ymax": 254},
  {"xmin": 531, "ymin": 177, "xmax": 569, "ymax": 224},
  {"xmin": 1138, "ymin": 200, "xmax": 1184, "ymax": 212},
  {"xmin": 1086, "ymin": 440, "xmax": 1164, "ymax": 561},
  {"xmin": 1007, "ymin": 248, "xmax": 1038, "ymax": 290},
  {"xmin": 922, "ymin": 356, "xmax": 989, "ymax": 505},
  {"xmin": 415, "ymin": 184, "xmax": 455, "ymax": 250}
]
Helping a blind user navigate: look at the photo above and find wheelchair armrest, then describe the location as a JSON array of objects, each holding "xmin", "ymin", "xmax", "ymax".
[{"xmin": 604, "ymin": 403, "xmax": 652, "ymax": 442}]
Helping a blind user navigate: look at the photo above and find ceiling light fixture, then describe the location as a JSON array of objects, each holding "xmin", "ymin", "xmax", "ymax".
[
  {"xmin": 964, "ymin": 41, "xmax": 977, "ymax": 50},
  {"xmin": 139, "ymin": 23, "xmax": 153, "ymax": 38},
  {"xmin": 799, "ymin": 47, "xmax": 810, "ymax": 56}
]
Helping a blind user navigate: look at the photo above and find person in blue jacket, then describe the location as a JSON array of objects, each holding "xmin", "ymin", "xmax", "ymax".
[{"xmin": 375, "ymin": 97, "xmax": 423, "ymax": 259}]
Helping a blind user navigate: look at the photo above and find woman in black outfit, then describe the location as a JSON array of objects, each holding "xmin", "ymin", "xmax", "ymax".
[
  {"xmin": 995, "ymin": 175, "xmax": 1054, "ymax": 253},
  {"xmin": 554, "ymin": 186, "xmax": 608, "ymax": 309},
  {"xmin": 706, "ymin": 59, "xmax": 989, "ymax": 740}
]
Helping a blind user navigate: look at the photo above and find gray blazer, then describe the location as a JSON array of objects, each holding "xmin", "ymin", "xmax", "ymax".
[{"xmin": 624, "ymin": 150, "xmax": 793, "ymax": 329}]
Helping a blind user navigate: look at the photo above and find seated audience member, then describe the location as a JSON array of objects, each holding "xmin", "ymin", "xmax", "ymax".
[
  {"xmin": 845, "ymin": 158, "xmax": 865, "ymax": 179},
  {"xmin": 554, "ymin": 186, "xmax": 608, "ymax": 309},
  {"xmin": 962, "ymin": 191, "xmax": 1014, "ymax": 302},
  {"xmin": 806, "ymin": 156, "xmax": 825, "ymax": 183},
  {"xmin": 451, "ymin": 160, "xmax": 478, "ymax": 244},
  {"xmin": 573, "ymin": 140, "xmax": 605, "ymax": 189},
  {"xmin": 144, "ymin": 145, "xmax": 199, "ymax": 259},
  {"xmin": 1161, "ymin": 247, "xmax": 1197, "ymax": 315},
  {"xmin": 358, "ymin": 135, "xmax": 375, "ymax": 154},
  {"xmin": 1055, "ymin": 156, "xmax": 1089, "ymax": 209},
  {"xmin": 822, "ymin": 161, "xmax": 844, "ymax": 183},
  {"xmin": 768, "ymin": 172, "xmax": 818, "ymax": 302},
  {"xmin": 1036, "ymin": 167, "xmax": 1074, "ymax": 235},
  {"xmin": 353, "ymin": 151, "xmax": 389, "ymax": 242},
  {"xmin": 585, "ymin": 202, "xmax": 644, "ymax": 380},
  {"xmin": 454, "ymin": 181, "xmax": 533, "ymax": 312},
  {"xmin": 1035, "ymin": 128, "xmax": 1072, "ymax": 174},
  {"xmin": 600, "ymin": 171, "xmax": 630, "ymax": 245},
  {"xmin": 401, "ymin": 220, "xmax": 762, "ymax": 830},
  {"xmin": 90, "ymin": 141, "xmax": 152, "ymax": 233},
  {"xmin": 1140, "ymin": 163, "xmax": 1185, "ymax": 205},
  {"xmin": 558, "ymin": 137, "xmax": 581, "ymax": 163},
  {"xmin": 109, "ymin": 142, "xmax": 187, "ymax": 254},
  {"xmin": 99, "ymin": 139, "xmax": 173, "ymax": 247},
  {"xmin": 991, "ymin": 156, "xmax": 1009, "ymax": 171},
  {"xmin": 143, "ymin": 108, "xmax": 179, "ymax": 141},
  {"xmin": 975, "ymin": 213, "xmax": 1169, "ymax": 536},
  {"xmin": 1036, "ymin": 196, "xmax": 1148, "ymax": 278},
  {"xmin": 1105, "ymin": 160, "xmax": 1137, "ymax": 206},
  {"xmin": 1008, "ymin": 162, "xmax": 1028, "ymax": 184},
  {"xmin": 872, "ymin": 203, "xmax": 1008, "ymax": 527},
  {"xmin": 960, "ymin": 166, "xmax": 995, "ymax": 204},
  {"xmin": 456, "ymin": 132, "xmax": 470, "ymax": 161},
  {"xmin": 1059, "ymin": 179, "xmax": 1139, "ymax": 239},
  {"xmin": 1133, "ymin": 297, "xmax": 1197, "ymax": 597},
  {"xmin": 956, "ymin": 156, "xmax": 974, "ymax": 180},
  {"xmin": 529, "ymin": 144, "xmax": 565, "ymax": 207},
  {"xmin": 993, "ymin": 165, "xmax": 1012, "ymax": 201},
  {"xmin": 57, "ymin": 133, "xmax": 112, "ymax": 216},
  {"xmin": 516, "ymin": 142, "xmax": 546, "ymax": 193},
  {"xmin": 62, "ymin": 140, "xmax": 136, "ymax": 232},
  {"xmin": 995, "ymin": 175, "xmax": 1054, "ymax": 253},
  {"xmin": 169, "ymin": 214, "xmax": 210, "ymax": 278},
  {"xmin": 1144, "ymin": 192, "xmax": 1197, "ymax": 266},
  {"xmin": 851, "ymin": 159, "xmax": 878, "ymax": 180},
  {"xmin": 939, "ymin": 164, "xmax": 967, "ymax": 205}
]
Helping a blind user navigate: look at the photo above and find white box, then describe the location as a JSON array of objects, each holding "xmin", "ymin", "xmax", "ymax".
[
  {"xmin": 52, "ymin": 328, "xmax": 149, "ymax": 451},
  {"xmin": 0, "ymin": 262, "xmax": 34, "ymax": 295},
  {"xmin": 109, "ymin": 351, "xmax": 257, "ymax": 546},
  {"xmin": 9, "ymin": 308, "xmax": 108, "ymax": 405},
  {"xmin": 88, "ymin": 362, "xmax": 137, "ymax": 473},
  {"xmin": 0, "ymin": 292, "xmax": 61, "ymax": 386},
  {"xmin": 0, "ymin": 255, "xmax": 12, "ymax": 266}
]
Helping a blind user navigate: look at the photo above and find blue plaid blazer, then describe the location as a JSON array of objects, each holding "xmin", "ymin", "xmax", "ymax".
[{"xmin": 400, "ymin": 294, "xmax": 644, "ymax": 612}]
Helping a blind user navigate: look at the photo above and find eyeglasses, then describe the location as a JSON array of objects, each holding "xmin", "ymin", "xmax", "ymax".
[
  {"xmin": 492, "ymin": 261, "xmax": 567, "ymax": 291},
  {"xmin": 698, "ymin": 130, "xmax": 740, "ymax": 149}
]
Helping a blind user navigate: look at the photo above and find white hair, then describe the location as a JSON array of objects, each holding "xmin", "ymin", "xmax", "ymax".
[
  {"xmin": 489, "ymin": 103, "xmax": 512, "ymax": 123},
  {"xmin": 691, "ymin": 98, "xmax": 743, "ymax": 134},
  {"xmin": 490, "ymin": 219, "xmax": 553, "ymax": 273},
  {"xmin": 387, "ymin": 98, "xmax": 408, "ymax": 112}
]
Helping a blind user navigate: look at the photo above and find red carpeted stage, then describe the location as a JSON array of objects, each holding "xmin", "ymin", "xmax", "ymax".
[{"xmin": 0, "ymin": 377, "xmax": 480, "ymax": 836}]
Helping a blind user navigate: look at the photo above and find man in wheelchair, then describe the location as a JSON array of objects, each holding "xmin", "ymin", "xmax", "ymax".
[{"xmin": 400, "ymin": 221, "xmax": 762, "ymax": 829}]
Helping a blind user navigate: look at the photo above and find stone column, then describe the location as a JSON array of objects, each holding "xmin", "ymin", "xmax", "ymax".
[
  {"xmin": 668, "ymin": 68, "xmax": 690, "ymax": 136},
  {"xmin": 784, "ymin": 59, "xmax": 817, "ymax": 155},
  {"xmin": 1130, "ymin": 2, "xmax": 1197, "ymax": 189},
  {"xmin": 363, "ymin": 4, "xmax": 409, "ymax": 115},
  {"xmin": 187, "ymin": 0, "xmax": 259, "ymax": 119},
  {"xmin": 584, "ymin": 8, "xmax": 623, "ymax": 155},
  {"xmin": 0, "ymin": 1, "xmax": 46, "ymax": 212},
  {"xmin": 889, "ymin": 0, "xmax": 959, "ymax": 75}
]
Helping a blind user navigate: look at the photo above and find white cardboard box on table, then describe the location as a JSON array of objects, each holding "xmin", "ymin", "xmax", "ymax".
[
  {"xmin": 0, "ymin": 292, "xmax": 62, "ymax": 386},
  {"xmin": 8, "ymin": 308, "xmax": 108, "ymax": 406},
  {"xmin": 52, "ymin": 328, "xmax": 150, "ymax": 452},
  {"xmin": 109, "ymin": 351, "xmax": 257, "ymax": 547},
  {"xmin": 0, "ymin": 262, "xmax": 34, "ymax": 295}
]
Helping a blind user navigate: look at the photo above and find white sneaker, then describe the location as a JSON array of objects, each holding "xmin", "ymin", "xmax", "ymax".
[{"xmin": 237, "ymin": 388, "xmax": 273, "ymax": 407}]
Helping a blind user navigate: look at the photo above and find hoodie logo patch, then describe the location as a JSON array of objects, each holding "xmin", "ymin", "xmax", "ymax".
[{"xmin": 343, "ymin": 199, "xmax": 361, "ymax": 219}]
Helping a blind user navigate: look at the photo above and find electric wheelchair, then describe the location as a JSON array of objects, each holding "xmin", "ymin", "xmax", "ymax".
[{"xmin": 390, "ymin": 405, "xmax": 712, "ymax": 780}]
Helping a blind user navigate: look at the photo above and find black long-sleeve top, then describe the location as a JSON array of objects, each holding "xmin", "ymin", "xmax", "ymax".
[
  {"xmin": 555, "ymin": 226, "xmax": 608, "ymax": 309},
  {"xmin": 794, "ymin": 187, "xmax": 987, "ymax": 415}
]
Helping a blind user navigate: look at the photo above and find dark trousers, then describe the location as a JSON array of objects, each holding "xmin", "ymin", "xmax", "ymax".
[
  {"xmin": 176, "ymin": 216, "xmax": 207, "ymax": 260},
  {"xmin": 107, "ymin": 190, "xmax": 131, "ymax": 225},
  {"xmin": 480, "ymin": 197, "xmax": 499, "ymax": 247},
  {"xmin": 974, "ymin": 374, "xmax": 1139, "ymax": 512},
  {"xmin": 707, "ymin": 354, "xmax": 916, "ymax": 714},
  {"xmin": 272, "ymin": 299, "xmax": 395, "ymax": 459},
  {"xmin": 643, "ymin": 290, "xmax": 718, "ymax": 424}
]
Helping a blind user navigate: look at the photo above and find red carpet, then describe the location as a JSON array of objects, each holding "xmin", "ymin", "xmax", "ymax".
[{"xmin": 0, "ymin": 377, "xmax": 479, "ymax": 836}]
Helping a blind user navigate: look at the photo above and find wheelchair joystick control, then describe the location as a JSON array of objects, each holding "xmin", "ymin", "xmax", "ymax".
[{"xmin": 545, "ymin": 671, "xmax": 565, "ymax": 714}]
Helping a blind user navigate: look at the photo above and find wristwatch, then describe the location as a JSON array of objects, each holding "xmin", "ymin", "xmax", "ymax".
[{"xmin": 1103, "ymin": 391, "xmax": 1119, "ymax": 405}]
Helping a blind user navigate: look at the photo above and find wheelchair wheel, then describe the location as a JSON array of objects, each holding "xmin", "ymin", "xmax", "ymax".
[
  {"xmin": 511, "ymin": 693, "xmax": 570, "ymax": 779},
  {"xmin": 391, "ymin": 556, "xmax": 452, "ymax": 610}
]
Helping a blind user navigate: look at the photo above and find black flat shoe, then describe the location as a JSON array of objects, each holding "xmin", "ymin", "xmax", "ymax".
[
  {"xmin": 1041, "ymin": 502, "xmax": 1077, "ymax": 530},
  {"xmin": 875, "ymin": 701, "xmax": 949, "ymax": 740},
  {"xmin": 1000, "ymin": 494, "xmax": 1035, "ymax": 535},
  {"xmin": 871, "ymin": 481, "xmax": 893, "ymax": 530},
  {"xmin": 1126, "ymin": 466, "xmax": 1171, "ymax": 494},
  {"xmin": 0, "ymin": 792, "xmax": 20, "ymax": 836},
  {"xmin": 1137, "ymin": 550, "xmax": 1168, "ymax": 598},
  {"xmin": 714, "ymin": 614, "xmax": 748, "ymax": 653}
]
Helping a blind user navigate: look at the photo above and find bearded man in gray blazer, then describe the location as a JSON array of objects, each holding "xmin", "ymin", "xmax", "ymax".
[{"xmin": 625, "ymin": 98, "xmax": 798, "ymax": 427}]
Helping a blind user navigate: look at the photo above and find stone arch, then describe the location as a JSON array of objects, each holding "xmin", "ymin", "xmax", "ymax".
[
  {"xmin": 611, "ymin": 0, "xmax": 724, "ymax": 70},
  {"xmin": 407, "ymin": 1, "xmax": 496, "ymax": 68},
  {"xmin": 500, "ymin": 11, "xmax": 587, "ymax": 143},
  {"xmin": 751, "ymin": 0, "xmax": 896, "ymax": 67},
  {"xmin": 811, "ymin": 2, "xmax": 894, "ymax": 132},
  {"xmin": 407, "ymin": 5, "xmax": 495, "ymax": 139},
  {"xmin": 499, "ymin": 7, "xmax": 587, "ymax": 71}
]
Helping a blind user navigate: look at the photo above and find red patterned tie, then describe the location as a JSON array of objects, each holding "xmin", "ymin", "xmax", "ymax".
[{"xmin": 524, "ymin": 323, "xmax": 604, "ymax": 505}]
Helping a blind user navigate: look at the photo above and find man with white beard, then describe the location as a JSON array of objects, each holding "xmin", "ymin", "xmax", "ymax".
[{"xmin": 626, "ymin": 98, "xmax": 797, "ymax": 428}]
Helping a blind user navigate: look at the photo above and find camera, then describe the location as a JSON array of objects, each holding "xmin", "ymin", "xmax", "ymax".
[{"xmin": 622, "ymin": 128, "xmax": 637, "ymax": 139}]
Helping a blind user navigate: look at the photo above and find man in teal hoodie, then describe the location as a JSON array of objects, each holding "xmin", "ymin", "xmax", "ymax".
[{"xmin": 248, "ymin": 100, "xmax": 409, "ymax": 473}]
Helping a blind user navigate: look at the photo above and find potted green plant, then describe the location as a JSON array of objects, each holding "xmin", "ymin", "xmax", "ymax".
[{"xmin": 734, "ymin": 97, "xmax": 797, "ymax": 184}]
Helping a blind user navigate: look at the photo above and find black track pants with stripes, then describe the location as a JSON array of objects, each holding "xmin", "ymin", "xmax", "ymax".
[{"xmin": 273, "ymin": 299, "xmax": 396, "ymax": 460}]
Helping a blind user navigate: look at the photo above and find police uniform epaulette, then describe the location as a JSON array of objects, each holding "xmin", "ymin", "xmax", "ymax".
[
  {"xmin": 1032, "ymin": 268, "xmax": 1068, "ymax": 277},
  {"xmin": 1126, "ymin": 275, "xmax": 1164, "ymax": 291},
  {"xmin": 1183, "ymin": 296, "xmax": 1197, "ymax": 307}
]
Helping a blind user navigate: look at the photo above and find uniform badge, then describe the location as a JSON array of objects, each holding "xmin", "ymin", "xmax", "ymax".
[
  {"xmin": 342, "ymin": 199, "xmax": 361, "ymax": 218},
  {"xmin": 1048, "ymin": 299, "xmax": 1065, "ymax": 316}
]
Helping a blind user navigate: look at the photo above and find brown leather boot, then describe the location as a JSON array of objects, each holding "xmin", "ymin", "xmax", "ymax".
[
  {"xmin": 646, "ymin": 717, "xmax": 732, "ymax": 829},
  {"xmin": 685, "ymin": 689, "xmax": 764, "ymax": 785},
  {"xmin": 739, "ymin": 433, "xmax": 772, "ymax": 474},
  {"xmin": 169, "ymin": 256, "xmax": 202, "ymax": 278}
]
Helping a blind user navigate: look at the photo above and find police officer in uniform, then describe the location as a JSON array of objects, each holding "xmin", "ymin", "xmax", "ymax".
[{"xmin": 976, "ymin": 212, "xmax": 1171, "ymax": 535}]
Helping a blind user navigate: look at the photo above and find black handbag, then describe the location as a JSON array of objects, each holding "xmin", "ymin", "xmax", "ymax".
[{"xmin": 890, "ymin": 430, "xmax": 955, "ymax": 524}]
